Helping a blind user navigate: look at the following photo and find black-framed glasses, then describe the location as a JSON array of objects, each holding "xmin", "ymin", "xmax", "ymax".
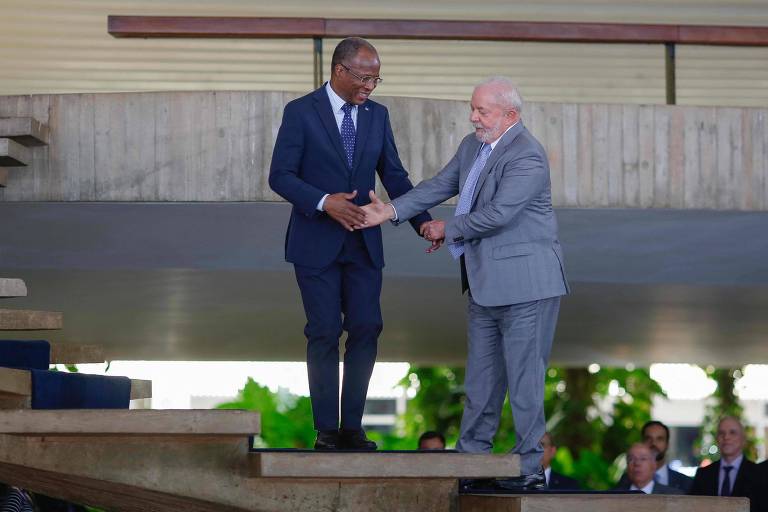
[{"xmin": 340, "ymin": 63, "xmax": 383, "ymax": 86}]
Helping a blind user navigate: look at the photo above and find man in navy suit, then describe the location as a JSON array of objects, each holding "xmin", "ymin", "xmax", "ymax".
[
  {"xmin": 689, "ymin": 417, "xmax": 760, "ymax": 504},
  {"xmin": 541, "ymin": 432, "xmax": 580, "ymax": 490},
  {"xmin": 269, "ymin": 37, "xmax": 431, "ymax": 450}
]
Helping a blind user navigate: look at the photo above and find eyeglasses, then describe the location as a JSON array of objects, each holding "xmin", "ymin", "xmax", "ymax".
[{"xmin": 340, "ymin": 63, "xmax": 383, "ymax": 86}]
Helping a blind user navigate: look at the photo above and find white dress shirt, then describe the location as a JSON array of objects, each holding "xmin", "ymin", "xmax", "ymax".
[
  {"xmin": 630, "ymin": 480, "xmax": 656, "ymax": 494},
  {"xmin": 317, "ymin": 82, "xmax": 359, "ymax": 211}
]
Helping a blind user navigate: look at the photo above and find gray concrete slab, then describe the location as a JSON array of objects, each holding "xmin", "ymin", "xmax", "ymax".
[
  {"xmin": 0, "ymin": 138, "xmax": 30, "ymax": 167},
  {"xmin": 0, "ymin": 309, "xmax": 62, "ymax": 330},
  {"xmin": 0, "ymin": 202, "xmax": 766, "ymax": 365},
  {"xmin": 250, "ymin": 451, "xmax": 519, "ymax": 478},
  {"xmin": 460, "ymin": 494, "xmax": 749, "ymax": 512},
  {"xmin": 0, "ymin": 278, "xmax": 26, "ymax": 298},
  {"xmin": 0, "ymin": 117, "xmax": 49, "ymax": 146}
]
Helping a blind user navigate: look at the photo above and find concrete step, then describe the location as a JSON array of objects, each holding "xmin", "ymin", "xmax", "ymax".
[
  {"xmin": 0, "ymin": 409, "xmax": 260, "ymax": 436},
  {"xmin": 0, "ymin": 433, "xmax": 457, "ymax": 512},
  {"xmin": 459, "ymin": 494, "xmax": 750, "ymax": 512},
  {"xmin": 0, "ymin": 117, "xmax": 49, "ymax": 146},
  {"xmin": 0, "ymin": 367, "xmax": 152, "ymax": 402},
  {"xmin": 0, "ymin": 309, "xmax": 62, "ymax": 330},
  {"xmin": 50, "ymin": 342, "xmax": 105, "ymax": 364},
  {"xmin": 0, "ymin": 279, "xmax": 27, "ymax": 299},
  {"xmin": 0, "ymin": 138, "xmax": 31, "ymax": 167},
  {"xmin": 249, "ymin": 450, "xmax": 520, "ymax": 479}
]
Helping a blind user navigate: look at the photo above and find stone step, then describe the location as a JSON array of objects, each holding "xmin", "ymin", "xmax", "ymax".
[
  {"xmin": 0, "ymin": 279, "xmax": 27, "ymax": 299},
  {"xmin": 0, "ymin": 409, "xmax": 260, "ymax": 436},
  {"xmin": 0, "ymin": 117, "xmax": 49, "ymax": 146},
  {"xmin": 249, "ymin": 450, "xmax": 519, "ymax": 478},
  {"xmin": 0, "ymin": 309, "xmax": 62, "ymax": 330},
  {"xmin": 0, "ymin": 367, "xmax": 152, "ymax": 402},
  {"xmin": 49, "ymin": 342, "xmax": 105, "ymax": 364},
  {"xmin": 459, "ymin": 494, "xmax": 749, "ymax": 512},
  {"xmin": 0, "ymin": 138, "xmax": 31, "ymax": 167},
  {"xmin": 0, "ymin": 433, "xmax": 456, "ymax": 512}
]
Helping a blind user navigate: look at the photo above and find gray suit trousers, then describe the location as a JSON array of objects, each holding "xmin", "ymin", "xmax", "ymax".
[{"xmin": 456, "ymin": 294, "xmax": 560, "ymax": 475}]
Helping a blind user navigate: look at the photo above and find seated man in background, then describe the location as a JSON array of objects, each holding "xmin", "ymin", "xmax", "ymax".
[
  {"xmin": 616, "ymin": 420, "xmax": 693, "ymax": 493},
  {"xmin": 540, "ymin": 432, "xmax": 580, "ymax": 490},
  {"xmin": 418, "ymin": 431, "xmax": 446, "ymax": 450},
  {"xmin": 614, "ymin": 443, "xmax": 682, "ymax": 494},
  {"xmin": 689, "ymin": 416, "xmax": 760, "ymax": 502}
]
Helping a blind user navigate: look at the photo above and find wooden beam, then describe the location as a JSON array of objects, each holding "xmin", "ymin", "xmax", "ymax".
[
  {"xmin": 0, "ymin": 117, "xmax": 49, "ymax": 146},
  {"xmin": 0, "ymin": 279, "xmax": 27, "ymax": 299},
  {"xmin": 0, "ymin": 309, "xmax": 62, "ymax": 330},
  {"xmin": 0, "ymin": 409, "xmax": 259, "ymax": 436},
  {"xmin": 107, "ymin": 16, "xmax": 768, "ymax": 46},
  {"xmin": 0, "ymin": 368, "xmax": 151, "ymax": 402},
  {"xmin": 108, "ymin": 16, "xmax": 325, "ymax": 38},
  {"xmin": 0, "ymin": 138, "xmax": 31, "ymax": 167},
  {"xmin": 249, "ymin": 450, "xmax": 519, "ymax": 478}
]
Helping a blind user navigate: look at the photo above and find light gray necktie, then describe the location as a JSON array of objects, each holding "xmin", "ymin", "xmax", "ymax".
[{"xmin": 449, "ymin": 144, "xmax": 492, "ymax": 260}]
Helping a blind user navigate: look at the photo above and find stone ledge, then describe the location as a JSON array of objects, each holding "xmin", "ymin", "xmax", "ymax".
[
  {"xmin": 0, "ymin": 279, "xmax": 27, "ymax": 298},
  {"xmin": 0, "ymin": 139, "xmax": 31, "ymax": 167},
  {"xmin": 249, "ymin": 450, "xmax": 520, "ymax": 478},
  {"xmin": 0, "ymin": 409, "xmax": 260, "ymax": 436},
  {"xmin": 0, "ymin": 117, "xmax": 49, "ymax": 146},
  {"xmin": 0, "ymin": 309, "xmax": 62, "ymax": 330}
]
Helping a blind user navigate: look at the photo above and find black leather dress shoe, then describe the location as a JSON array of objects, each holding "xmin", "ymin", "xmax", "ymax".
[
  {"xmin": 494, "ymin": 468, "xmax": 547, "ymax": 491},
  {"xmin": 338, "ymin": 429, "xmax": 377, "ymax": 451},
  {"xmin": 314, "ymin": 430, "xmax": 340, "ymax": 450}
]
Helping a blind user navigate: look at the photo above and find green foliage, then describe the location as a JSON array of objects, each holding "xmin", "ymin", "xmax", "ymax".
[{"xmin": 216, "ymin": 378, "xmax": 315, "ymax": 449}]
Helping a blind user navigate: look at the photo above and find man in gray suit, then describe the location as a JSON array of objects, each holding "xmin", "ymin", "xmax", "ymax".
[{"xmin": 361, "ymin": 76, "xmax": 569, "ymax": 489}]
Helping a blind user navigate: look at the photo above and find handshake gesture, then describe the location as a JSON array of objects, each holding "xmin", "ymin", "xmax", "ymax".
[{"xmin": 324, "ymin": 190, "xmax": 444, "ymax": 253}]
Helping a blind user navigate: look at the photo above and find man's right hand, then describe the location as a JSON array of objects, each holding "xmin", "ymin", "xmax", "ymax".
[{"xmin": 324, "ymin": 190, "xmax": 367, "ymax": 232}]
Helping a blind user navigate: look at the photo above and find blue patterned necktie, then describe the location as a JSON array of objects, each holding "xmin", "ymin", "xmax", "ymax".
[
  {"xmin": 449, "ymin": 143, "xmax": 492, "ymax": 260},
  {"xmin": 340, "ymin": 103, "xmax": 356, "ymax": 168}
]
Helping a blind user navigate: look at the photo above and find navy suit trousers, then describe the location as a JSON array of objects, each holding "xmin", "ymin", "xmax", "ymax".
[{"xmin": 294, "ymin": 230, "xmax": 383, "ymax": 431}]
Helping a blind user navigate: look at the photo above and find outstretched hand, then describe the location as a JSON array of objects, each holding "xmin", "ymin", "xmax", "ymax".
[
  {"xmin": 324, "ymin": 190, "xmax": 366, "ymax": 231},
  {"xmin": 359, "ymin": 191, "xmax": 395, "ymax": 228}
]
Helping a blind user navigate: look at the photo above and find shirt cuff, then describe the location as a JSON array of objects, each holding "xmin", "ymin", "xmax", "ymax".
[
  {"xmin": 317, "ymin": 194, "xmax": 329, "ymax": 211},
  {"xmin": 389, "ymin": 203, "xmax": 398, "ymax": 223}
]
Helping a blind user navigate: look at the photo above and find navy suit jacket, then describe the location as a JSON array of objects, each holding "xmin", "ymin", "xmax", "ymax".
[
  {"xmin": 269, "ymin": 85, "xmax": 430, "ymax": 269},
  {"xmin": 689, "ymin": 458, "xmax": 761, "ymax": 500},
  {"xmin": 548, "ymin": 470, "xmax": 581, "ymax": 490}
]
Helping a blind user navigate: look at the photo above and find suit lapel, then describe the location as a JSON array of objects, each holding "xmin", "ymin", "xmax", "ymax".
[
  {"xmin": 312, "ymin": 88, "xmax": 349, "ymax": 171},
  {"xmin": 470, "ymin": 122, "xmax": 525, "ymax": 207},
  {"xmin": 350, "ymin": 101, "xmax": 372, "ymax": 180}
]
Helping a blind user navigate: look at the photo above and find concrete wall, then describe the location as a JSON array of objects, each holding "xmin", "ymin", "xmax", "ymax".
[
  {"xmin": 1, "ymin": 0, "xmax": 768, "ymax": 106},
  {"xmin": 1, "ymin": 91, "xmax": 766, "ymax": 210}
]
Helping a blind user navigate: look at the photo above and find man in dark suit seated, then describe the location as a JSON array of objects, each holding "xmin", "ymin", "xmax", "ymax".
[
  {"xmin": 614, "ymin": 444, "xmax": 683, "ymax": 494},
  {"xmin": 540, "ymin": 432, "xmax": 580, "ymax": 490},
  {"xmin": 616, "ymin": 420, "xmax": 693, "ymax": 493},
  {"xmin": 689, "ymin": 416, "xmax": 761, "ymax": 505}
]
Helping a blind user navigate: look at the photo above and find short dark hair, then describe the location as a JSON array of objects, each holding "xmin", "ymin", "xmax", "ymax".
[
  {"xmin": 418, "ymin": 430, "xmax": 445, "ymax": 446},
  {"xmin": 641, "ymin": 420, "xmax": 670, "ymax": 441},
  {"xmin": 331, "ymin": 37, "xmax": 377, "ymax": 73}
]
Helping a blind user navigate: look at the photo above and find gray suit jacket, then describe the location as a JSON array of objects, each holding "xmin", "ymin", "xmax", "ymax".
[{"xmin": 392, "ymin": 122, "xmax": 569, "ymax": 307}]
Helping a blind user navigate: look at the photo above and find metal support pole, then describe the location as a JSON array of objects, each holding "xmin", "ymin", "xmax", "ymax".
[
  {"xmin": 313, "ymin": 37, "xmax": 323, "ymax": 88},
  {"xmin": 665, "ymin": 43, "xmax": 676, "ymax": 105}
]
